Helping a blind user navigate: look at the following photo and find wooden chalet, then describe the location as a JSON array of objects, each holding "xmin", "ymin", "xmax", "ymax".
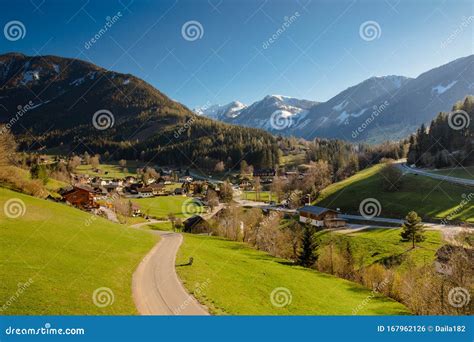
[
  {"xmin": 62, "ymin": 185, "xmax": 98, "ymax": 209},
  {"xmin": 298, "ymin": 206, "xmax": 346, "ymax": 228},
  {"xmin": 253, "ymin": 168, "xmax": 276, "ymax": 178}
]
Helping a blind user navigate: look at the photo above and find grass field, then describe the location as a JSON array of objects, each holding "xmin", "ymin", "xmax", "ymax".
[
  {"xmin": 75, "ymin": 162, "xmax": 144, "ymax": 179},
  {"xmin": 147, "ymin": 221, "xmax": 174, "ymax": 231},
  {"xmin": 243, "ymin": 191, "xmax": 274, "ymax": 203},
  {"xmin": 131, "ymin": 195, "xmax": 202, "ymax": 219},
  {"xmin": 2, "ymin": 166, "xmax": 68, "ymax": 197},
  {"xmin": 176, "ymin": 234, "xmax": 409, "ymax": 315},
  {"xmin": 429, "ymin": 166, "xmax": 474, "ymax": 180},
  {"xmin": 315, "ymin": 228, "xmax": 442, "ymax": 270},
  {"xmin": 280, "ymin": 153, "xmax": 306, "ymax": 167},
  {"xmin": 0, "ymin": 187, "xmax": 156, "ymax": 315},
  {"xmin": 315, "ymin": 164, "xmax": 473, "ymax": 223}
]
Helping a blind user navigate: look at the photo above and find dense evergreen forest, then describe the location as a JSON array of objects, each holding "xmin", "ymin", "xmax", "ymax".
[{"xmin": 407, "ymin": 96, "xmax": 473, "ymax": 168}]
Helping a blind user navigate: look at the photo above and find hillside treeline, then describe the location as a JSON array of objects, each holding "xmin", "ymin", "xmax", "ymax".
[{"xmin": 408, "ymin": 96, "xmax": 473, "ymax": 168}]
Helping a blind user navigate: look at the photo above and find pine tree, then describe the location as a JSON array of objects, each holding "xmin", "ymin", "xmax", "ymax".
[
  {"xmin": 297, "ymin": 224, "xmax": 318, "ymax": 267},
  {"xmin": 400, "ymin": 211, "xmax": 425, "ymax": 248}
]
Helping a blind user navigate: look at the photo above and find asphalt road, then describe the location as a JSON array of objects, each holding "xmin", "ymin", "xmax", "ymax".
[
  {"xmin": 132, "ymin": 230, "xmax": 209, "ymax": 315},
  {"xmin": 397, "ymin": 163, "xmax": 474, "ymax": 187}
]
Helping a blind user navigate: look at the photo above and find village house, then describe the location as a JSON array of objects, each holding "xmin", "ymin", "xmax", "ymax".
[
  {"xmin": 137, "ymin": 187, "xmax": 154, "ymax": 198},
  {"xmin": 124, "ymin": 175, "xmax": 137, "ymax": 184},
  {"xmin": 253, "ymin": 168, "xmax": 276, "ymax": 178},
  {"xmin": 253, "ymin": 168, "xmax": 276, "ymax": 184},
  {"xmin": 179, "ymin": 175, "xmax": 193, "ymax": 183},
  {"xmin": 183, "ymin": 215, "xmax": 211, "ymax": 234},
  {"xmin": 298, "ymin": 206, "xmax": 346, "ymax": 228},
  {"xmin": 61, "ymin": 185, "xmax": 98, "ymax": 209},
  {"xmin": 90, "ymin": 177, "xmax": 107, "ymax": 188},
  {"xmin": 149, "ymin": 182, "xmax": 166, "ymax": 195},
  {"xmin": 174, "ymin": 187, "xmax": 186, "ymax": 196}
]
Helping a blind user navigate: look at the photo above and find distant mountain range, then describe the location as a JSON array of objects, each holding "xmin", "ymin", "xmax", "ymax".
[
  {"xmin": 195, "ymin": 55, "xmax": 474, "ymax": 143},
  {"xmin": 0, "ymin": 53, "xmax": 278, "ymax": 168}
]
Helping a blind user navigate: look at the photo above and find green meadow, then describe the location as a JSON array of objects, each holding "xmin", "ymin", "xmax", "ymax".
[
  {"xmin": 131, "ymin": 195, "xmax": 202, "ymax": 219},
  {"xmin": 315, "ymin": 164, "xmax": 473, "ymax": 222},
  {"xmin": 0, "ymin": 187, "xmax": 156, "ymax": 315},
  {"xmin": 176, "ymin": 234, "xmax": 409, "ymax": 315}
]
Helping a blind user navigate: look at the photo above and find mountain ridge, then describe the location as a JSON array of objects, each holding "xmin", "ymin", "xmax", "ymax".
[
  {"xmin": 197, "ymin": 55, "xmax": 473, "ymax": 143},
  {"xmin": 0, "ymin": 52, "xmax": 279, "ymax": 169}
]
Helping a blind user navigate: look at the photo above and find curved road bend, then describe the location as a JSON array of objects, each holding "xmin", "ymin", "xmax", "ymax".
[
  {"xmin": 397, "ymin": 163, "xmax": 474, "ymax": 187},
  {"xmin": 132, "ymin": 230, "xmax": 209, "ymax": 315}
]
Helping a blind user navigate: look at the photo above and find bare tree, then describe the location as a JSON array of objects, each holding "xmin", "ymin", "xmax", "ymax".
[
  {"xmin": 214, "ymin": 161, "xmax": 225, "ymax": 173},
  {"xmin": 67, "ymin": 156, "xmax": 82, "ymax": 171},
  {"xmin": 270, "ymin": 176, "xmax": 284, "ymax": 203},
  {"xmin": 90, "ymin": 154, "xmax": 100, "ymax": 168},
  {"xmin": 205, "ymin": 189, "xmax": 219, "ymax": 211},
  {"xmin": 253, "ymin": 177, "xmax": 261, "ymax": 201},
  {"xmin": 0, "ymin": 127, "xmax": 16, "ymax": 167}
]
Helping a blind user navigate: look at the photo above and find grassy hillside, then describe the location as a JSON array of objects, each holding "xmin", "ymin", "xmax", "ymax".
[
  {"xmin": 0, "ymin": 187, "xmax": 156, "ymax": 315},
  {"xmin": 315, "ymin": 164, "xmax": 473, "ymax": 222},
  {"xmin": 176, "ymin": 234, "xmax": 409, "ymax": 315},
  {"xmin": 242, "ymin": 191, "xmax": 274, "ymax": 203},
  {"xmin": 75, "ymin": 163, "xmax": 139, "ymax": 179},
  {"xmin": 430, "ymin": 166, "xmax": 474, "ymax": 180},
  {"xmin": 0, "ymin": 165, "xmax": 67, "ymax": 197},
  {"xmin": 315, "ymin": 228, "xmax": 443, "ymax": 270},
  {"xmin": 131, "ymin": 195, "xmax": 201, "ymax": 219}
]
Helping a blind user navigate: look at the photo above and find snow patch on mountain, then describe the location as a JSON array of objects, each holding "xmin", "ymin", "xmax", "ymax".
[
  {"xmin": 333, "ymin": 100, "xmax": 348, "ymax": 111},
  {"xmin": 21, "ymin": 70, "xmax": 40, "ymax": 85},
  {"xmin": 432, "ymin": 80, "xmax": 457, "ymax": 95}
]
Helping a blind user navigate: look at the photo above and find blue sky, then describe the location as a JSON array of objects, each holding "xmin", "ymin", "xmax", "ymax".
[{"xmin": 0, "ymin": 0, "xmax": 473, "ymax": 109}]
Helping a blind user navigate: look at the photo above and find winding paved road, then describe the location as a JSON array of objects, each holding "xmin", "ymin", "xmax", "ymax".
[
  {"xmin": 132, "ymin": 229, "xmax": 209, "ymax": 315},
  {"xmin": 396, "ymin": 163, "xmax": 474, "ymax": 187}
]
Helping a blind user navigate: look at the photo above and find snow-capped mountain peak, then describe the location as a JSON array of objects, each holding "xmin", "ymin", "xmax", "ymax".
[
  {"xmin": 194, "ymin": 101, "xmax": 246, "ymax": 120},
  {"xmin": 196, "ymin": 95, "xmax": 320, "ymax": 132}
]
